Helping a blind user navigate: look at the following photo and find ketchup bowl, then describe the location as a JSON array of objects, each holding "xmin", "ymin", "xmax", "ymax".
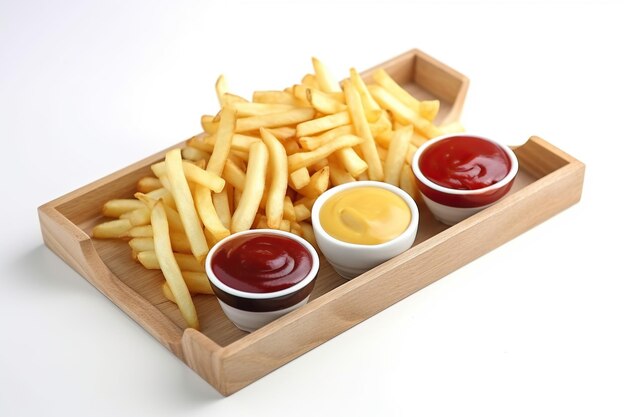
[
  {"xmin": 411, "ymin": 133, "xmax": 518, "ymax": 226},
  {"xmin": 205, "ymin": 229, "xmax": 319, "ymax": 332},
  {"xmin": 311, "ymin": 181, "xmax": 419, "ymax": 280}
]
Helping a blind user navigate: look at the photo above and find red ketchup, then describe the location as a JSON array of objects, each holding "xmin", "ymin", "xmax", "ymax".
[
  {"xmin": 419, "ymin": 136, "xmax": 511, "ymax": 190},
  {"xmin": 210, "ymin": 233, "xmax": 312, "ymax": 293}
]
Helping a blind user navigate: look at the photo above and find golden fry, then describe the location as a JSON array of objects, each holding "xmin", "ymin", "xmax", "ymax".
[
  {"xmin": 232, "ymin": 102, "xmax": 297, "ymax": 117},
  {"xmin": 373, "ymin": 68, "xmax": 422, "ymax": 114},
  {"xmin": 384, "ymin": 125, "xmax": 413, "ymax": 186},
  {"xmin": 335, "ymin": 147, "xmax": 368, "ymax": 177},
  {"xmin": 151, "ymin": 202, "xmax": 199, "ymax": 329},
  {"xmin": 92, "ymin": 219, "xmax": 132, "ymax": 238},
  {"xmin": 181, "ymin": 161, "xmax": 225, "ymax": 192},
  {"xmin": 137, "ymin": 251, "xmax": 205, "ymax": 272},
  {"xmin": 130, "ymin": 235, "xmax": 192, "ymax": 254},
  {"xmin": 299, "ymin": 125, "xmax": 353, "ymax": 151},
  {"xmin": 236, "ymin": 108, "xmax": 316, "ymax": 133},
  {"xmin": 128, "ymin": 225, "xmax": 153, "ymax": 238},
  {"xmin": 154, "ymin": 160, "xmax": 221, "ymax": 191},
  {"xmin": 253, "ymin": 90, "xmax": 302, "ymax": 106},
  {"xmin": 128, "ymin": 237, "xmax": 154, "ymax": 253},
  {"xmin": 289, "ymin": 166, "xmax": 311, "ymax": 190},
  {"xmin": 136, "ymin": 177, "xmax": 162, "ymax": 194},
  {"xmin": 294, "ymin": 203, "xmax": 312, "ymax": 222},
  {"xmin": 296, "ymin": 111, "xmax": 350, "ymax": 137},
  {"xmin": 182, "ymin": 146, "xmax": 211, "ymax": 162},
  {"xmin": 260, "ymin": 128, "xmax": 288, "ymax": 229},
  {"xmin": 165, "ymin": 148, "xmax": 209, "ymax": 260},
  {"xmin": 201, "ymin": 115, "xmax": 218, "ymax": 134},
  {"xmin": 400, "ymin": 164, "xmax": 419, "ymax": 201},
  {"xmin": 207, "ymin": 106, "xmax": 236, "ymax": 175},
  {"xmin": 231, "ymin": 141, "xmax": 269, "ymax": 232},
  {"xmin": 418, "ymin": 100, "xmax": 440, "ymax": 122},
  {"xmin": 102, "ymin": 199, "xmax": 145, "ymax": 218},
  {"xmin": 312, "ymin": 57, "xmax": 340, "ymax": 93},
  {"xmin": 194, "ymin": 185, "xmax": 230, "ymax": 242},
  {"xmin": 119, "ymin": 207, "xmax": 151, "ymax": 226},
  {"xmin": 307, "ymin": 88, "xmax": 347, "ymax": 114},
  {"xmin": 288, "ymin": 134, "xmax": 363, "ymax": 172}
]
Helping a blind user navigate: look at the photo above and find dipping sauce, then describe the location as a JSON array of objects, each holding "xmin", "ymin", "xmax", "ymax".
[
  {"xmin": 419, "ymin": 136, "xmax": 511, "ymax": 190},
  {"xmin": 210, "ymin": 233, "xmax": 313, "ymax": 293},
  {"xmin": 319, "ymin": 186, "xmax": 411, "ymax": 245}
]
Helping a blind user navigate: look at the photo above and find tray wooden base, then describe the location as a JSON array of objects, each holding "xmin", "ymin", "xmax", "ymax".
[{"xmin": 38, "ymin": 49, "xmax": 584, "ymax": 396}]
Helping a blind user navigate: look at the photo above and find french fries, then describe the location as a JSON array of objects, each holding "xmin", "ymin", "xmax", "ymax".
[
  {"xmin": 151, "ymin": 201, "xmax": 199, "ymax": 329},
  {"xmin": 102, "ymin": 199, "xmax": 145, "ymax": 218},
  {"xmin": 93, "ymin": 219, "xmax": 132, "ymax": 238},
  {"xmin": 93, "ymin": 56, "xmax": 458, "ymax": 329}
]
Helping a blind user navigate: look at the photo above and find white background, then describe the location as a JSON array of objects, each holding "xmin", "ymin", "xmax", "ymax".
[{"xmin": 2, "ymin": 1, "xmax": 625, "ymax": 416}]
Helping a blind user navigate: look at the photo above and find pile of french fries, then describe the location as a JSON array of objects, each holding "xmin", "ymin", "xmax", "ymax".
[{"xmin": 93, "ymin": 57, "xmax": 463, "ymax": 329}]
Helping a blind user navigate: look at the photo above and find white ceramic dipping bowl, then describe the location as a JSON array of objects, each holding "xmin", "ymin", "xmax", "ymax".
[
  {"xmin": 411, "ymin": 133, "xmax": 519, "ymax": 226},
  {"xmin": 205, "ymin": 229, "xmax": 320, "ymax": 332},
  {"xmin": 311, "ymin": 181, "xmax": 419, "ymax": 280}
]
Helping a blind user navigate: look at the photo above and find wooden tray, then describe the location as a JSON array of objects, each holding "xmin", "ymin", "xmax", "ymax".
[{"xmin": 37, "ymin": 49, "xmax": 585, "ymax": 396}]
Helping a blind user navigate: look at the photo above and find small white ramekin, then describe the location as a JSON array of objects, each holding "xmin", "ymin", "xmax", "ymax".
[
  {"xmin": 205, "ymin": 229, "xmax": 320, "ymax": 332},
  {"xmin": 411, "ymin": 133, "xmax": 519, "ymax": 225},
  {"xmin": 311, "ymin": 181, "xmax": 419, "ymax": 280}
]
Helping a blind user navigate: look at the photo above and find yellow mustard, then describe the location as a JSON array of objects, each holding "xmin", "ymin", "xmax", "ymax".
[{"xmin": 319, "ymin": 186, "xmax": 411, "ymax": 245}]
